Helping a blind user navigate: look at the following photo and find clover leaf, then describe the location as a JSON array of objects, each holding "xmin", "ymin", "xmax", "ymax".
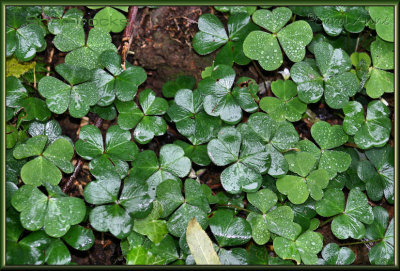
[
  {"xmin": 130, "ymin": 144, "xmax": 191, "ymax": 197},
  {"xmin": 116, "ymin": 89, "xmax": 168, "ymax": 144},
  {"xmin": 28, "ymin": 119, "xmax": 66, "ymax": 144},
  {"xmin": 173, "ymin": 140, "xmax": 211, "ymax": 166},
  {"xmin": 207, "ymin": 126, "xmax": 270, "ymax": 194},
  {"xmin": 368, "ymin": 7, "xmax": 394, "ymax": 42},
  {"xmin": 358, "ymin": 144, "xmax": 394, "ymax": 204},
  {"xmin": 343, "ymin": 101, "xmax": 392, "ymax": 149},
  {"xmin": 321, "ymin": 243, "xmax": 355, "ymax": 265},
  {"xmin": 209, "ymin": 209, "xmax": 252, "ymax": 247},
  {"xmin": 273, "ymin": 230, "xmax": 323, "ymax": 265},
  {"xmin": 238, "ymin": 112, "xmax": 299, "ymax": 177},
  {"xmin": 277, "ymin": 151, "xmax": 330, "ymax": 204},
  {"xmin": 168, "ymin": 88, "xmax": 220, "ymax": 145},
  {"xmin": 243, "ymin": 7, "xmax": 313, "ymax": 71},
  {"xmin": 45, "ymin": 7, "xmax": 82, "ymax": 34},
  {"xmin": 315, "ymin": 188, "xmax": 374, "ymax": 239},
  {"xmin": 214, "ymin": 6, "xmax": 257, "ymax": 15},
  {"xmin": 6, "ymin": 149, "xmax": 26, "ymax": 184},
  {"xmin": 365, "ymin": 206, "xmax": 394, "ymax": 265},
  {"xmin": 11, "ymin": 184, "xmax": 86, "ymax": 237},
  {"xmin": 161, "ymin": 178, "xmax": 209, "ymax": 237},
  {"xmin": 309, "ymin": 121, "xmax": 351, "ymax": 178},
  {"xmin": 6, "ymin": 6, "xmax": 46, "ymax": 61},
  {"xmin": 162, "ymin": 75, "xmax": 196, "ymax": 98},
  {"xmin": 90, "ymin": 104, "xmax": 117, "ymax": 120},
  {"xmin": 313, "ymin": 6, "xmax": 369, "ymax": 36},
  {"xmin": 6, "ymin": 76, "xmax": 51, "ymax": 122},
  {"xmin": 13, "ymin": 135, "xmax": 74, "ymax": 186},
  {"xmin": 89, "ymin": 6, "xmax": 128, "ymax": 33},
  {"xmin": 246, "ymin": 190, "xmax": 303, "ymax": 245},
  {"xmin": 38, "ymin": 64, "xmax": 98, "ymax": 118},
  {"xmin": 84, "ymin": 172, "xmax": 153, "ymax": 239},
  {"xmin": 292, "ymin": 42, "xmax": 359, "ymax": 109},
  {"xmin": 365, "ymin": 38, "xmax": 394, "ymax": 98},
  {"xmin": 75, "ymin": 125, "xmax": 138, "ymax": 179},
  {"xmin": 193, "ymin": 13, "xmax": 258, "ymax": 65},
  {"xmin": 259, "ymin": 79, "xmax": 307, "ymax": 122},
  {"xmin": 94, "ymin": 50, "xmax": 147, "ymax": 105},
  {"xmin": 53, "ymin": 26, "xmax": 117, "ymax": 69},
  {"xmin": 198, "ymin": 65, "xmax": 259, "ymax": 124}
]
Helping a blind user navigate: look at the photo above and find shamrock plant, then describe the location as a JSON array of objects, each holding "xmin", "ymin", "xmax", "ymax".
[
  {"xmin": 94, "ymin": 50, "xmax": 147, "ymax": 105},
  {"xmin": 85, "ymin": 172, "xmax": 152, "ymax": 239},
  {"xmin": 343, "ymin": 100, "xmax": 392, "ymax": 149},
  {"xmin": 260, "ymin": 79, "xmax": 307, "ymax": 122},
  {"xmin": 207, "ymin": 126, "xmax": 270, "ymax": 194},
  {"xmin": 89, "ymin": 6, "xmax": 128, "ymax": 33},
  {"xmin": 75, "ymin": 125, "xmax": 138, "ymax": 178},
  {"xmin": 193, "ymin": 13, "xmax": 258, "ymax": 65},
  {"xmin": 198, "ymin": 65, "xmax": 259, "ymax": 124},
  {"xmin": 11, "ymin": 184, "xmax": 86, "ymax": 237},
  {"xmin": 277, "ymin": 151, "xmax": 330, "ymax": 204},
  {"xmin": 351, "ymin": 38, "xmax": 394, "ymax": 98},
  {"xmin": 291, "ymin": 41, "xmax": 359, "ymax": 109},
  {"xmin": 6, "ymin": 6, "xmax": 46, "ymax": 61},
  {"xmin": 13, "ymin": 135, "xmax": 74, "ymax": 186},
  {"xmin": 315, "ymin": 188, "xmax": 374, "ymax": 239},
  {"xmin": 38, "ymin": 64, "xmax": 98, "ymax": 118},
  {"xmin": 313, "ymin": 6, "xmax": 369, "ymax": 36},
  {"xmin": 116, "ymin": 89, "xmax": 168, "ymax": 144},
  {"xmin": 53, "ymin": 26, "xmax": 117, "ymax": 69},
  {"xmin": 5, "ymin": 4, "xmax": 395, "ymax": 267},
  {"xmin": 243, "ymin": 7, "xmax": 313, "ymax": 71}
]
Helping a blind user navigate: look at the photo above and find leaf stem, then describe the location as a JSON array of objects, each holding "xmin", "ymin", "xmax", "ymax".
[
  {"xmin": 338, "ymin": 239, "xmax": 382, "ymax": 247},
  {"xmin": 217, "ymin": 204, "xmax": 252, "ymax": 213},
  {"xmin": 320, "ymin": 216, "xmax": 335, "ymax": 226}
]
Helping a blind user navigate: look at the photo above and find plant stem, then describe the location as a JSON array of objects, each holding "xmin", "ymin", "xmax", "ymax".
[
  {"xmin": 62, "ymin": 159, "xmax": 83, "ymax": 193},
  {"xmin": 121, "ymin": 6, "xmax": 139, "ymax": 69},
  {"xmin": 338, "ymin": 239, "xmax": 382, "ymax": 246},
  {"xmin": 217, "ymin": 204, "xmax": 252, "ymax": 213},
  {"xmin": 320, "ymin": 216, "xmax": 335, "ymax": 226}
]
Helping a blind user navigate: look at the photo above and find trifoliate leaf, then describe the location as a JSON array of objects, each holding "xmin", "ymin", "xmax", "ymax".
[
  {"xmin": 322, "ymin": 243, "xmax": 355, "ymax": 265},
  {"xmin": 369, "ymin": 7, "xmax": 394, "ymax": 42}
]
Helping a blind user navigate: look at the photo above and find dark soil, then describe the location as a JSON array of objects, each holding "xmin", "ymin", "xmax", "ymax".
[{"xmin": 20, "ymin": 6, "xmax": 394, "ymax": 266}]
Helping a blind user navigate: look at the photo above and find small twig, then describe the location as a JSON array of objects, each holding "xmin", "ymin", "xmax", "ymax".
[
  {"xmin": 121, "ymin": 6, "xmax": 139, "ymax": 69},
  {"xmin": 216, "ymin": 204, "xmax": 252, "ymax": 213},
  {"xmin": 338, "ymin": 239, "xmax": 382, "ymax": 247},
  {"xmin": 62, "ymin": 159, "xmax": 83, "ymax": 193}
]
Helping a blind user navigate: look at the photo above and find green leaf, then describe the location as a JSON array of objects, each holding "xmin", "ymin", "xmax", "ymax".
[
  {"xmin": 274, "ymin": 230, "xmax": 323, "ymax": 265},
  {"xmin": 192, "ymin": 14, "xmax": 228, "ymax": 55},
  {"xmin": 371, "ymin": 37, "xmax": 394, "ymax": 70},
  {"xmin": 247, "ymin": 188, "xmax": 277, "ymax": 214},
  {"xmin": 208, "ymin": 126, "xmax": 269, "ymax": 194},
  {"xmin": 156, "ymin": 179, "xmax": 184, "ymax": 218},
  {"xmin": 366, "ymin": 206, "xmax": 394, "ymax": 265},
  {"xmin": 260, "ymin": 79, "xmax": 306, "ymax": 122},
  {"xmin": 343, "ymin": 101, "xmax": 391, "ymax": 149},
  {"xmin": 209, "ymin": 209, "xmax": 252, "ymax": 247},
  {"xmin": 62, "ymin": 225, "xmax": 95, "ymax": 251},
  {"xmin": 214, "ymin": 6, "xmax": 257, "ymax": 15},
  {"xmin": 244, "ymin": 8, "xmax": 312, "ymax": 71},
  {"xmin": 162, "ymin": 75, "xmax": 196, "ymax": 98},
  {"xmin": 12, "ymin": 185, "xmax": 86, "ymax": 237},
  {"xmin": 186, "ymin": 217, "xmax": 221, "ymax": 265},
  {"xmin": 246, "ymin": 212, "xmax": 270, "ymax": 245},
  {"xmin": 369, "ymin": 7, "xmax": 394, "ymax": 42},
  {"xmin": 133, "ymin": 201, "xmax": 168, "ymax": 244},
  {"xmin": 185, "ymin": 178, "xmax": 211, "ymax": 213},
  {"xmin": 93, "ymin": 7, "xmax": 127, "ymax": 33},
  {"xmin": 28, "ymin": 120, "xmax": 63, "ymax": 144},
  {"xmin": 285, "ymin": 151, "xmax": 316, "ymax": 177},
  {"xmin": 330, "ymin": 188, "xmax": 374, "ymax": 239},
  {"xmin": 174, "ymin": 140, "xmax": 211, "ymax": 166},
  {"xmin": 311, "ymin": 121, "xmax": 348, "ymax": 150},
  {"xmin": 168, "ymin": 89, "xmax": 220, "ymax": 145},
  {"xmin": 365, "ymin": 68, "xmax": 394, "ymax": 98},
  {"xmin": 54, "ymin": 27, "xmax": 117, "ymax": 69},
  {"xmin": 167, "ymin": 203, "xmax": 208, "ymax": 237},
  {"xmin": 322, "ymin": 243, "xmax": 355, "ymax": 265},
  {"xmin": 218, "ymin": 248, "xmax": 250, "ymax": 265},
  {"xmin": 45, "ymin": 239, "xmax": 71, "ymax": 265},
  {"xmin": 313, "ymin": 6, "xmax": 369, "ymax": 36},
  {"xmin": 315, "ymin": 188, "xmax": 345, "ymax": 217},
  {"xmin": 6, "ymin": 76, "xmax": 28, "ymax": 108}
]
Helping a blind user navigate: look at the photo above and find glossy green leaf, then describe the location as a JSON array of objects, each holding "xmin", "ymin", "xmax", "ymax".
[
  {"xmin": 93, "ymin": 7, "xmax": 127, "ymax": 33},
  {"xmin": 167, "ymin": 203, "xmax": 208, "ymax": 238},
  {"xmin": 12, "ymin": 184, "xmax": 86, "ymax": 237},
  {"xmin": 322, "ymin": 243, "xmax": 355, "ymax": 265},
  {"xmin": 162, "ymin": 75, "xmax": 196, "ymax": 98},
  {"xmin": 209, "ymin": 209, "xmax": 251, "ymax": 247},
  {"xmin": 62, "ymin": 225, "xmax": 95, "ymax": 251},
  {"xmin": 369, "ymin": 7, "xmax": 394, "ymax": 42},
  {"xmin": 260, "ymin": 79, "xmax": 307, "ymax": 122},
  {"xmin": 343, "ymin": 101, "xmax": 391, "ymax": 149}
]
